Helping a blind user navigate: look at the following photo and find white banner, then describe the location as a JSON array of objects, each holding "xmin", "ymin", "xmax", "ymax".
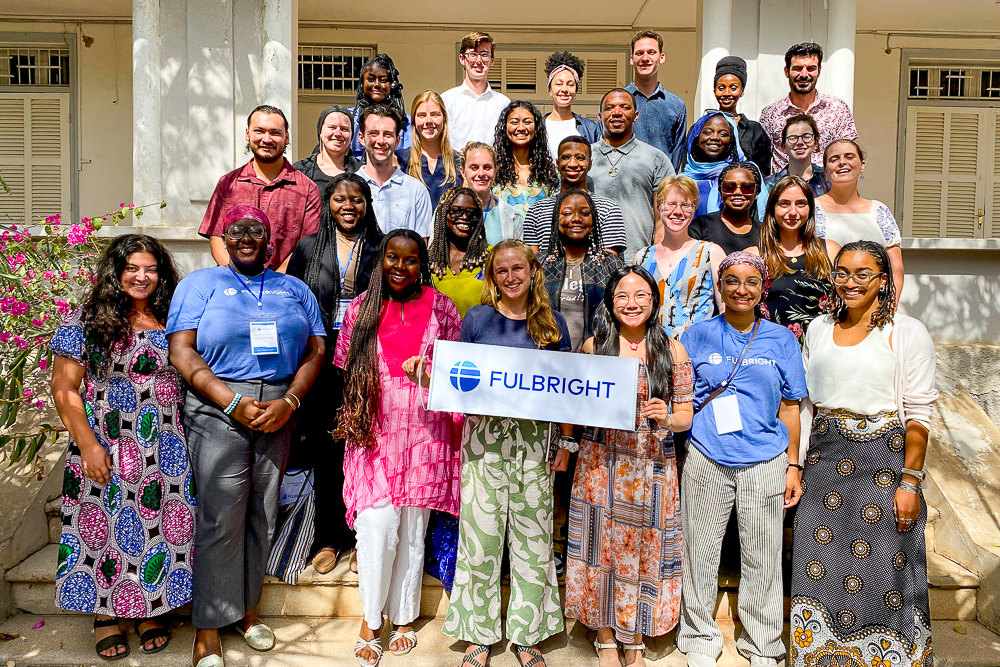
[{"xmin": 427, "ymin": 340, "xmax": 640, "ymax": 431}]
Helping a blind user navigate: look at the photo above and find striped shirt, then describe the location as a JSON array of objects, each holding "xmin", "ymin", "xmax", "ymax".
[{"xmin": 522, "ymin": 193, "xmax": 628, "ymax": 255}]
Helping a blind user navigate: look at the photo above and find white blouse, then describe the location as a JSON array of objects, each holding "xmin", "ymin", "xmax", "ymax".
[
  {"xmin": 805, "ymin": 316, "xmax": 897, "ymax": 415},
  {"xmin": 815, "ymin": 199, "xmax": 902, "ymax": 248}
]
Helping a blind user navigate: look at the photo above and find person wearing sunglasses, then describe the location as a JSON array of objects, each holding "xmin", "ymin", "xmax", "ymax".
[
  {"xmin": 428, "ymin": 187, "xmax": 491, "ymax": 317},
  {"xmin": 678, "ymin": 251, "xmax": 807, "ymax": 667},
  {"xmin": 792, "ymin": 241, "xmax": 937, "ymax": 667},
  {"xmin": 763, "ymin": 115, "xmax": 829, "ymax": 197},
  {"xmin": 689, "ymin": 161, "xmax": 767, "ymax": 256},
  {"xmin": 441, "ymin": 32, "xmax": 511, "ymax": 150},
  {"xmin": 167, "ymin": 205, "xmax": 326, "ymax": 667}
]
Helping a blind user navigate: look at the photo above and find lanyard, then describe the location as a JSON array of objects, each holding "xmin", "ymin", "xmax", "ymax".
[
  {"xmin": 338, "ymin": 234, "xmax": 363, "ymax": 291},
  {"xmin": 228, "ymin": 264, "xmax": 267, "ymax": 312},
  {"xmin": 718, "ymin": 318, "xmax": 759, "ymax": 391}
]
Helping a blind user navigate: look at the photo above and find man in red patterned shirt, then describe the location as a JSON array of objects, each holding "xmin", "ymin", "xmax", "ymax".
[
  {"xmin": 759, "ymin": 43, "xmax": 858, "ymax": 173},
  {"xmin": 199, "ymin": 105, "xmax": 321, "ymax": 272}
]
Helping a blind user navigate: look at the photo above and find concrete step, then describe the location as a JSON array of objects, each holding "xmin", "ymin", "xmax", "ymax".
[
  {"xmin": 44, "ymin": 498, "xmax": 60, "ymax": 545},
  {"xmin": 6, "ymin": 544, "xmax": 980, "ymax": 622}
]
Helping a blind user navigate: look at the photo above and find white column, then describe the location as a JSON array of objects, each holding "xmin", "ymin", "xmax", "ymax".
[
  {"xmin": 825, "ymin": 0, "xmax": 856, "ymax": 109},
  {"xmin": 132, "ymin": 0, "xmax": 162, "ymax": 224},
  {"xmin": 260, "ymin": 0, "xmax": 297, "ymax": 127},
  {"xmin": 695, "ymin": 0, "xmax": 733, "ymax": 118}
]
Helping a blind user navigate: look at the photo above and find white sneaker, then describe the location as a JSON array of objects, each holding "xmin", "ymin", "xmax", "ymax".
[
  {"xmin": 749, "ymin": 657, "xmax": 779, "ymax": 667},
  {"xmin": 686, "ymin": 652, "xmax": 718, "ymax": 667}
]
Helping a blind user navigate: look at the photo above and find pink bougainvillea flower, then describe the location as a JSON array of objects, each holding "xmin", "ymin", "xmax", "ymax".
[{"xmin": 38, "ymin": 359, "xmax": 48, "ymax": 370}]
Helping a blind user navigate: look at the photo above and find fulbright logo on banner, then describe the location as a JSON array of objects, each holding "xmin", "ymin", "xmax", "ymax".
[{"xmin": 450, "ymin": 360, "xmax": 481, "ymax": 392}]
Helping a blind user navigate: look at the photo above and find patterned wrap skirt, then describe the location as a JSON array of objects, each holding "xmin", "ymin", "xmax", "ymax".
[{"xmin": 790, "ymin": 409, "xmax": 932, "ymax": 667}]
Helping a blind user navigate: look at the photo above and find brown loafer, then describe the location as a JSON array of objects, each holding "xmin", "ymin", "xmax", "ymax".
[{"xmin": 312, "ymin": 548, "xmax": 340, "ymax": 575}]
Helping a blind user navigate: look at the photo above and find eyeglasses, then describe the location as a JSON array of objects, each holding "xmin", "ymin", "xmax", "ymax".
[
  {"xmin": 721, "ymin": 277, "xmax": 764, "ymax": 290},
  {"xmin": 225, "ymin": 223, "xmax": 267, "ymax": 240},
  {"xmin": 462, "ymin": 51, "xmax": 494, "ymax": 62},
  {"xmin": 660, "ymin": 201, "xmax": 694, "ymax": 212},
  {"xmin": 831, "ymin": 270, "xmax": 883, "ymax": 285},
  {"xmin": 612, "ymin": 291, "xmax": 653, "ymax": 306},
  {"xmin": 447, "ymin": 207, "xmax": 479, "ymax": 221},
  {"xmin": 785, "ymin": 133, "xmax": 816, "ymax": 145},
  {"xmin": 720, "ymin": 181, "xmax": 756, "ymax": 196}
]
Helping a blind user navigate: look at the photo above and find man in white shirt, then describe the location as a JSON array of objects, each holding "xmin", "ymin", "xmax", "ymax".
[
  {"xmin": 440, "ymin": 31, "xmax": 512, "ymax": 150},
  {"xmin": 358, "ymin": 105, "xmax": 432, "ymax": 240}
]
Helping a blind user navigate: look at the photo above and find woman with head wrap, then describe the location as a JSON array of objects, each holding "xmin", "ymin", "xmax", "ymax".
[
  {"xmin": 677, "ymin": 252, "xmax": 808, "ymax": 667},
  {"xmin": 713, "ymin": 56, "xmax": 772, "ymax": 177},
  {"xmin": 293, "ymin": 105, "xmax": 361, "ymax": 194},
  {"xmin": 349, "ymin": 53, "xmax": 411, "ymax": 161}
]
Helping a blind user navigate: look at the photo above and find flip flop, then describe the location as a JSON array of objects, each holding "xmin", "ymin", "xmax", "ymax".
[{"xmin": 136, "ymin": 618, "xmax": 171, "ymax": 654}]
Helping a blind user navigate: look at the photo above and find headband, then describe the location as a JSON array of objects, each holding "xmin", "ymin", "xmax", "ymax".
[
  {"xmin": 223, "ymin": 205, "xmax": 271, "ymax": 233},
  {"xmin": 547, "ymin": 64, "xmax": 580, "ymax": 88},
  {"xmin": 718, "ymin": 250, "xmax": 771, "ymax": 303}
]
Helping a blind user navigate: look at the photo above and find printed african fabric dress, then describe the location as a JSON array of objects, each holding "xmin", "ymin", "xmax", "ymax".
[
  {"xmin": 564, "ymin": 360, "xmax": 694, "ymax": 642},
  {"xmin": 790, "ymin": 409, "xmax": 932, "ymax": 667},
  {"xmin": 638, "ymin": 242, "xmax": 715, "ymax": 339},
  {"xmin": 49, "ymin": 309, "xmax": 196, "ymax": 617}
]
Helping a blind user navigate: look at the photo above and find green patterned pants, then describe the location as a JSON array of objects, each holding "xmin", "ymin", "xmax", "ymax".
[{"xmin": 443, "ymin": 415, "xmax": 564, "ymax": 646}]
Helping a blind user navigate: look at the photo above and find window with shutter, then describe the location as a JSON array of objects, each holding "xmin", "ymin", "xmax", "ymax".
[{"xmin": 0, "ymin": 93, "xmax": 70, "ymax": 224}]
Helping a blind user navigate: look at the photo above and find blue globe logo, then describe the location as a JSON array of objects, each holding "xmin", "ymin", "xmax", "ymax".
[{"xmin": 450, "ymin": 360, "xmax": 481, "ymax": 392}]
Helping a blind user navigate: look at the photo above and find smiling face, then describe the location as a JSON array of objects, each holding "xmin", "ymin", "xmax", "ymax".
[
  {"xmin": 556, "ymin": 141, "xmax": 590, "ymax": 188},
  {"xmin": 773, "ymin": 184, "xmax": 810, "ymax": 234},
  {"xmin": 362, "ymin": 64, "xmax": 390, "ymax": 102},
  {"xmin": 491, "ymin": 247, "xmax": 536, "ymax": 304},
  {"xmin": 720, "ymin": 263, "xmax": 764, "ymax": 313},
  {"xmin": 714, "ymin": 74, "xmax": 743, "ymax": 113},
  {"xmin": 834, "ymin": 250, "xmax": 885, "ymax": 311},
  {"xmin": 460, "ymin": 39, "xmax": 494, "ymax": 83},
  {"xmin": 506, "ymin": 107, "xmax": 536, "ymax": 148},
  {"xmin": 224, "ymin": 218, "xmax": 269, "ymax": 270},
  {"xmin": 601, "ymin": 91, "xmax": 636, "ymax": 140},
  {"xmin": 414, "ymin": 100, "xmax": 444, "ymax": 143},
  {"xmin": 557, "ymin": 194, "xmax": 593, "ymax": 246},
  {"xmin": 330, "ymin": 180, "xmax": 366, "ymax": 234},
  {"xmin": 786, "ymin": 55, "xmax": 820, "ymax": 94},
  {"xmin": 461, "ymin": 148, "xmax": 496, "ymax": 197},
  {"xmin": 362, "ymin": 114, "xmax": 400, "ymax": 167},
  {"xmin": 245, "ymin": 111, "xmax": 288, "ymax": 164},
  {"xmin": 319, "ymin": 111, "xmax": 352, "ymax": 158},
  {"xmin": 445, "ymin": 193, "xmax": 480, "ymax": 241},
  {"xmin": 120, "ymin": 251, "xmax": 159, "ymax": 305},
  {"xmin": 548, "ymin": 69, "xmax": 578, "ymax": 110},
  {"xmin": 630, "ymin": 37, "xmax": 665, "ymax": 78},
  {"xmin": 783, "ymin": 120, "xmax": 818, "ymax": 162},
  {"xmin": 824, "ymin": 141, "xmax": 865, "ymax": 185},
  {"xmin": 659, "ymin": 186, "xmax": 696, "ymax": 234},
  {"xmin": 382, "ymin": 235, "xmax": 422, "ymax": 293},
  {"xmin": 611, "ymin": 272, "xmax": 654, "ymax": 330},
  {"xmin": 720, "ymin": 167, "xmax": 757, "ymax": 215},
  {"xmin": 697, "ymin": 115, "xmax": 732, "ymax": 160}
]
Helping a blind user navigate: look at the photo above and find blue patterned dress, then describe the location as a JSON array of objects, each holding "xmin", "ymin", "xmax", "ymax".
[{"xmin": 49, "ymin": 308, "xmax": 196, "ymax": 617}]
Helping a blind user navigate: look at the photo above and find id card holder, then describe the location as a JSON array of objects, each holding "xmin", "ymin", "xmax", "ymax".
[
  {"xmin": 249, "ymin": 314, "xmax": 280, "ymax": 355},
  {"xmin": 712, "ymin": 393, "xmax": 743, "ymax": 435},
  {"xmin": 332, "ymin": 298, "xmax": 353, "ymax": 331}
]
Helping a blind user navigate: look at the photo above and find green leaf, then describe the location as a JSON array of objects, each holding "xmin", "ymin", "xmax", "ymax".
[
  {"xmin": 25, "ymin": 433, "xmax": 45, "ymax": 463},
  {"xmin": 133, "ymin": 208, "xmax": 143, "ymax": 219},
  {"xmin": 4, "ymin": 402, "xmax": 19, "ymax": 428},
  {"xmin": 9, "ymin": 437, "xmax": 25, "ymax": 464}
]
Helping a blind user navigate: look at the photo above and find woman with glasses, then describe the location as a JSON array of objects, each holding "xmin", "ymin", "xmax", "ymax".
[
  {"xmin": 677, "ymin": 252, "xmax": 807, "ymax": 667},
  {"xmin": 636, "ymin": 175, "xmax": 725, "ymax": 339},
  {"xmin": 713, "ymin": 56, "xmax": 772, "ymax": 177},
  {"xmin": 542, "ymin": 51, "xmax": 601, "ymax": 160},
  {"xmin": 493, "ymin": 100, "xmax": 560, "ymax": 217},
  {"xmin": 763, "ymin": 115, "xmax": 828, "ymax": 197},
  {"xmin": 564, "ymin": 265, "xmax": 694, "ymax": 667},
  {"xmin": 689, "ymin": 161, "xmax": 766, "ymax": 255},
  {"xmin": 429, "ymin": 187, "xmax": 491, "ymax": 317},
  {"xmin": 167, "ymin": 206, "xmax": 326, "ymax": 667},
  {"xmin": 790, "ymin": 241, "xmax": 937, "ymax": 667}
]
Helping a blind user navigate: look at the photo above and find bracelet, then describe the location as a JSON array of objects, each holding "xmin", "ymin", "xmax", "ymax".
[
  {"xmin": 557, "ymin": 436, "xmax": 580, "ymax": 453},
  {"xmin": 281, "ymin": 396, "xmax": 298, "ymax": 410},
  {"xmin": 898, "ymin": 480, "xmax": 921, "ymax": 495},
  {"xmin": 285, "ymin": 392, "xmax": 301, "ymax": 409},
  {"xmin": 223, "ymin": 393, "xmax": 243, "ymax": 415},
  {"xmin": 788, "ymin": 463, "xmax": 804, "ymax": 470},
  {"xmin": 901, "ymin": 467, "xmax": 925, "ymax": 481}
]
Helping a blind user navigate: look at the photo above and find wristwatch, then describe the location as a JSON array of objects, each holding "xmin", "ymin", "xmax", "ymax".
[
  {"xmin": 558, "ymin": 436, "xmax": 580, "ymax": 453},
  {"xmin": 901, "ymin": 467, "xmax": 925, "ymax": 482}
]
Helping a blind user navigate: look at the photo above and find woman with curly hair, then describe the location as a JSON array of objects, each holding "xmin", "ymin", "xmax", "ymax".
[
  {"xmin": 334, "ymin": 229, "xmax": 463, "ymax": 665},
  {"xmin": 428, "ymin": 186, "xmax": 490, "ymax": 317},
  {"xmin": 543, "ymin": 51, "xmax": 601, "ymax": 159},
  {"xmin": 50, "ymin": 234, "xmax": 191, "ymax": 660},
  {"xmin": 349, "ymin": 53, "xmax": 410, "ymax": 160},
  {"xmin": 492, "ymin": 100, "xmax": 560, "ymax": 217},
  {"xmin": 443, "ymin": 239, "xmax": 572, "ymax": 667},
  {"xmin": 791, "ymin": 241, "xmax": 937, "ymax": 667}
]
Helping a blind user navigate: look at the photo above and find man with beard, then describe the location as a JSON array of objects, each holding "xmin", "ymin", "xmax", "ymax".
[
  {"xmin": 759, "ymin": 42, "xmax": 858, "ymax": 173},
  {"xmin": 200, "ymin": 104, "xmax": 321, "ymax": 271},
  {"xmin": 591, "ymin": 89, "xmax": 675, "ymax": 261},
  {"xmin": 625, "ymin": 30, "xmax": 688, "ymax": 171},
  {"xmin": 357, "ymin": 104, "xmax": 432, "ymax": 239}
]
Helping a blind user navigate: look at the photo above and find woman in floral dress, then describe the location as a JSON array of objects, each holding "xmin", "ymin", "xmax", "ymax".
[{"xmin": 50, "ymin": 234, "xmax": 194, "ymax": 660}]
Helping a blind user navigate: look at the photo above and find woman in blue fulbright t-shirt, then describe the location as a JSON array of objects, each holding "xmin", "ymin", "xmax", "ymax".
[
  {"xmin": 166, "ymin": 205, "xmax": 326, "ymax": 667},
  {"xmin": 676, "ymin": 251, "xmax": 807, "ymax": 667}
]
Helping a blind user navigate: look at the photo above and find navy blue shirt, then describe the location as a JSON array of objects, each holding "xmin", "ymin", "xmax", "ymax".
[
  {"xmin": 764, "ymin": 164, "xmax": 830, "ymax": 197},
  {"xmin": 397, "ymin": 151, "xmax": 462, "ymax": 210},
  {"xmin": 625, "ymin": 82, "xmax": 687, "ymax": 170},
  {"xmin": 460, "ymin": 305, "xmax": 571, "ymax": 351}
]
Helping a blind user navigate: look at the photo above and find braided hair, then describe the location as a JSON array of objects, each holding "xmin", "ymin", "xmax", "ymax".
[
  {"xmin": 355, "ymin": 53, "xmax": 407, "ymax": 129},
  {"xmin": 541, "ymin": 188, "xmax": 608, "ymax": 266},
  {"xmin": 828, "ymin": 240, "xmax": 896, "ymax": 331},
  {"xmin": 718, "ymin": 160, "xmax": 763, "ymax": 196},
  {"xmin": 428, "ymin": 187, "xmax": 489, "ymax": 279},
  {"xmin": 493, "ymin": 100, "xmax": 559, "ymax": 191},
  {"xmin": 335, "ymin": 229, "xmax": 432, "ymax": 450}
]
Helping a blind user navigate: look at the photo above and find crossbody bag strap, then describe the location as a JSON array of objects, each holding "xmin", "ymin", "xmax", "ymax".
[{"xmin": 693, "ymin": 320, "xmax": 760, "ymax": 416}]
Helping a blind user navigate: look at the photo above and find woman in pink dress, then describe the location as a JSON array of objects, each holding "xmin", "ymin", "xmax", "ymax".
[{"xmin": 334, "ymin": 228, "xmax": 463, "ymax": 666}]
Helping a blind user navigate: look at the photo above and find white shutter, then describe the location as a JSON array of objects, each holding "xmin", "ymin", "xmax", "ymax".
[
  {"xmin": 987, "ymin": 110, "xmax": 1000, "ymax": 238},
  {"xmin": 0, "ymin": 93, "xmax": 70, "ymax": 224}
]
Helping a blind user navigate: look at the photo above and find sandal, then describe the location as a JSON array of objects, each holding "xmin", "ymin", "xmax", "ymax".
[
  {"xmin": 514, "ymin": 644, "xmax": 547, "ymax": 667},
  {"xmin": 136, "ymin": 618, "xmax": 171, "ymax": 654},
  {"xmin": 389, "ymin": 628, "xmax": 417, "ymax": 656},
  {"xmin": 595, "ymin": 638, "xmax": 621, "ymax": 665},
  {"xmin": 624, "ymin": 643, "xmax": 646, "ymax": 665},
  {"xmin": 93, "ymin": 617, "xmax": 129, "ymax": 660},
  {"xmin": 355, "ymin": 634, "xmax": 383, "ymax": 666},
  {"xmin": 462, "ymin": 643, "xmax": 492, "ymax": 666}
]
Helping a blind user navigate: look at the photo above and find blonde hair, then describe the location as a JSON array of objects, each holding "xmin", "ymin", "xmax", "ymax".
[
  {"xmin": 460, "ymin": 141, "xmax": 496, "ymax": 170},
  {"xmin": 407, "ymin": 90, "xmax": 457, "ymax": 188},
  {"xmin": 654, "ymin": 174, "xmax": 700, "ymax": 210},
  {"xmin": 481, "ymin": 239, "xmax": 563, "ymax": 348}
]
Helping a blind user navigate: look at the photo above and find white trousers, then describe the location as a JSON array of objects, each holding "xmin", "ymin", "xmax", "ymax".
[{"xmin": 354, "ymin": 503, "xmax": 431, "ymax": 628}]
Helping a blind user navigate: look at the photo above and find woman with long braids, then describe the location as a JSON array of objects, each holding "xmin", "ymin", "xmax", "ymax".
[
  {"xmin": 565, "ymin": 266, "xmax": 694, "ymax": 667},
  {"xmin": 50, "ymin": 235, "xmax": 191, "ymax": 660},
  {"xmin": 349, "ymin": 53, "xmax": 410, "ymax": 160},
  {"xmin": 443, "ymin": 239, "xmax": 572, "ymax": 667},
  {"xmin": 754, "ymin": 174, "xmax": 831, "ymax": 343},
  {"xmin": 790, "ymin": 241, "xmax": 937, "ymax": 667},
  {"xmin": 540, "ymin": 188, "xmax": 623, "ymax": 351},
  {"xmin": 334, "ymin": 229, "xmax": 463, "ymax": 666},
  {"xmin": 285, "ymin": 173, "xmax": 384, "ymax": 574},
  {"xmin": 492, "ymin": 100, "xmax": 560, "ymax": 217},
  {"xmin": 428, "ymin": 186, "xmax": 490, "ymax": 317},
  {"xmin": 404, "ymin": 89, "xmax": 461, "ymax": 208}
]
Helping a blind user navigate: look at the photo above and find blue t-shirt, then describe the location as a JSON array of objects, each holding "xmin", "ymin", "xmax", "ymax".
[
  {"xmin": 680, "ymin": 315, "xmax": 807, "ymax": 467},
  {"xmin": 166, "ymin": 265, "xmax": 326, "ymax": 381},
  {"xmin": 460, "ymin": 304, "xmax": 572, "ymax": 351}
]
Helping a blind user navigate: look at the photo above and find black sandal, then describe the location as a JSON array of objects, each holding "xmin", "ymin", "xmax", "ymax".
[
  {"xmin": 136, "ymin": 618, "xmax": 171, "ymax": 654},
  {"xmin": 462, "ymin": 643, "xmax": 492, "ymax": 666},
  {"xmin": 93, "ymin": 617, "xmax": 129, "ymax": 660},
  {"xmin": 513, "ymin": 644, "xmax": 546, "ymax": 667}
]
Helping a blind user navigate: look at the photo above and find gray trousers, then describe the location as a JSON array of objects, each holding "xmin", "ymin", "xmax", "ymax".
[
  {"xmin": 184, "ymin": 379, "xmax": 292, "ymax": 629},
  {"xmin": 677, "ymin": 446, "xmax": 787, "ymax": 661}
]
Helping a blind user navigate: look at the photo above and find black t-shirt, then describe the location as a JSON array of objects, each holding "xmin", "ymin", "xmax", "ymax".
[{"xmin": 689, "ymin": 211, "xmax": 760, "ymax": 255}]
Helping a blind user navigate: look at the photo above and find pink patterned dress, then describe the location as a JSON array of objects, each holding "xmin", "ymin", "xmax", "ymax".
[{"xmin": 333, "ymin": 287, "xmax": 463, "ymax": 528}]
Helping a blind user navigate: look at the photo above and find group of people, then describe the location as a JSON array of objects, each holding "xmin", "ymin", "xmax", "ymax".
[{"xmin": 47, "ymin": 27, "xmax": 936, "ymax": 667}]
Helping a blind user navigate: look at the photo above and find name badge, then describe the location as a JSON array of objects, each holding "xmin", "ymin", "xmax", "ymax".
[
  {"xmin": 332, "ymin": 298, "xmax": 353, "ymax": 331},
  {"xmin": 712, "ymin": 393, "xmax": 743, "ymax": 435},
  {"xmin": 249, "ymin": 321, "xmax": 279, "ymax": 355}
]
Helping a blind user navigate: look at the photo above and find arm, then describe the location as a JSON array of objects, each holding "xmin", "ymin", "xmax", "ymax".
[
  {"xmin": 51, "ymin": 357, "xmax": 112, "ymax": 485},
  {"xmin": 208, "ymin": 236, "xmax": 229, "ymax": 267},
  {"xmin": 251, "ymin": 335, "xmax": 326, "ymax": 432},
  {"xmin": 780, "ymin": 397, "xmax": 803, "ymax": 508},
  {"xmin": 894, "ymin": 420, "xmax": 929, "ymax": 532},
  {"xmin": 887, "ymin": 245, "xmax": 904, "ymax": 305}
]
